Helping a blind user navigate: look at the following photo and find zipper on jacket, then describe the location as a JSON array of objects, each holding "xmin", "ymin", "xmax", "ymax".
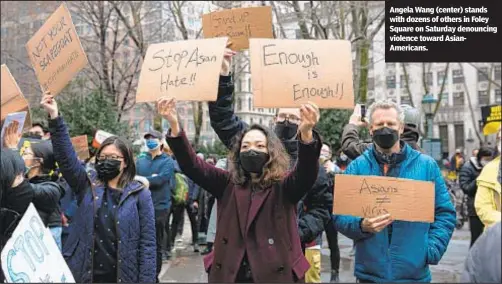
[{"xmin": 115, "ymin": 185, "xmax": 144, "ymax": 282}]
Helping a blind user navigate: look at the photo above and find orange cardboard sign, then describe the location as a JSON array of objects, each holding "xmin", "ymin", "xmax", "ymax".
[
  {"xmin": 250, "ymin": 39, "xmax": 354, "ymax": 109},
  {"xmin": 25, "ymin": 3, "xmax": 88, "ymax": 96},
  {"xmin": 70, "ymin": 135, "xmax": 90, "ymax": 160},
  {"xmin": 333, "ymin": 174, "xmax": 435, "ymax": 223},
  {"xmin": 202, "ymin": 6, "xmax": 273, "ymax": 51},
  {"xmin": 91, "ymin": 130, "xmax": 114, "ymax": 149},
  {"xmin": 1, "ymin": 65, "xmax": 32, "ymax": 130},
  {"xmin": 136, "ymin": 38, "xmax": 228, "ymax": 103}
]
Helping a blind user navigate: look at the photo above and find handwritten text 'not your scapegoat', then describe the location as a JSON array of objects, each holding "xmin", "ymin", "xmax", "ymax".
[{"xmin": 31, "ymin": 16, "xmax": 74, "ymax": 72}]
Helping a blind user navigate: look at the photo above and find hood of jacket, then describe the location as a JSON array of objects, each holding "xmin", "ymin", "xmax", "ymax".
[
  {"xmin": 469, "ymin": 157, "xmax": 482, "ymax": 171},
  {"xmin": 477, "ymin": 156, "xmax": 501, "ymax": 193}
]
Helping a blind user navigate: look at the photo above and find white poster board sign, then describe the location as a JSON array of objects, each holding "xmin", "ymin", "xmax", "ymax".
[
  {"xmin": 1, "ymin": 111, "xmax": 27, "ymax": 147},
  {"xmin": 1, "ymin": 203, "xmax": 75, "ymax": 283}
]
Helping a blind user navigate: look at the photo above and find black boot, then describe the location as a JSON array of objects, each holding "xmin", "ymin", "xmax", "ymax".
[
  {"xmin": 330, "ymin": 270, "xmax": 339, "ymax": 283},
  {"xmin": 201, "ymin": 242, "xmax": 213, "ymax": 255}
]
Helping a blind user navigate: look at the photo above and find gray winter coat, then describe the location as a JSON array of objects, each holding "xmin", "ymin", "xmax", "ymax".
[{"xmin": 461, "ymin": 221, "xmax": 501, "ymax": 283}]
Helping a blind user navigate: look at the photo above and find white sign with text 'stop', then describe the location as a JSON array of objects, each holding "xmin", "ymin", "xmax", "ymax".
[{"xmin": 1, "ymin": 203, "xmax": 75, "ymax": 283}]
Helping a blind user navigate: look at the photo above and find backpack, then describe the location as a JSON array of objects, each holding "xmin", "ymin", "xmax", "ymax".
[{"xmin": 172, "ymin": 173, "xmax": 189, "ymax": 205}]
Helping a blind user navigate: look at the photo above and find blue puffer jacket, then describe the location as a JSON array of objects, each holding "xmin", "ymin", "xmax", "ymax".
[
  {"xmin": 333, "ymin": 144, "xmax": 456, "ymax": 282},
  {"xmin": 49, "ymin": 116, "xmax": 156, "ymax": 283}
]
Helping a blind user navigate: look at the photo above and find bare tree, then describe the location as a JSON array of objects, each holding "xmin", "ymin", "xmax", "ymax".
[
  {"xmin": 459, "ymin": 63, "xmax": 483, "ymax": 142},
  {"xmin": 166, "ymin": 1, "xmax": 206, "ymax": 147},
  {"xmin": 69, "ymin": 1, "xmax": 149, "ymax": 122}
]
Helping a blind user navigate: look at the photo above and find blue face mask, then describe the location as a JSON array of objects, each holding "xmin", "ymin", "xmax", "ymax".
[{"xmin": 146, "ymin": 139, "xmax": 160, "ymax": 150}]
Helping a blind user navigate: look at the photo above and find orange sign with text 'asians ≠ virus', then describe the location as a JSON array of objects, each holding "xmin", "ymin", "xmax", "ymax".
[
  {"xmin": 333, "ymin": 174, "xmax": 435, "ymax": 223},
  {"xmin": 202, "ymin": 6, "xmax": 273, "ymax": 51},
  {"xmin": 136, "ymin": 38, "xmax": 228, "ymax": 103},
  {"xmin": 25, "ymin": 3, "xmax": 88, "ymax": 96},
  {"xmin": 250, "ymin": 39, "xmax": 354, "ymax": 109}
]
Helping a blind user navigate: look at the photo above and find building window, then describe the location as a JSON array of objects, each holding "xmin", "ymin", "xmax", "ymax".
[
  {"xmin": 478, "ymin": 91, "xmax": 489, "ymax": 105},
  {"xmin": 440, "ymin": 93, "xmax": 449, "ymax": 106},
  {"xmin": 437, "ymin": 71, "xmax": 447, "ymax": 85},
  {"xmin": 386, "ymin": 75, "xmax": 396, "ymax": 89},
  {"xmin": 248, "ymin": 78, "xmax": 252, "ymax": 92},
  {"xmin": 295, "ymin": 29, "xmax": 302, "ymax": 39},
  {"xmin": 236, "ymin": 79, "xmax": 241, "ymax": 91},
  {"xmin": 237, "ymin": 98, "xmax": 242, "ymax": 111},
  {"xmin": 250, "ymin": 118, "xmax": 254, "ymax": 124},
  {"xmin": 495, "ymin": 89, "xmax": 501, "ymax": 103},
  {"xmin": 452, "ymin": 69, "xmax": 464, "ymax": 84},
  {"xmin": 144, "ymin": 120, "xmax": 151, "ymax": 132},
  {"xmin": 495, "ymin": 65, "xmax": 501, "ymax": 80},
  {"xmin": 439, "ymin": 124, "xmax": 449, "ymax": 153},
  {"xmin": 453, "ymin": 92, "xmax": 464, "ymax": 106},
  {"xmin": 401, "ymin": 95, "xmax": 411, "ymax": 105},
  {"xmin": 425, "ymin": 72, "xmax": 433, "ymax": 86},
  {"xmin": 477, "ymin": 67, "xmax": 489, "ymax": 82},
  {"xmin": 259, "ymin": 118, "xmax": 263, "ymax": 125},
  {"xmin": 188, "ymin": 120, "xmax": 195, "ymax": 132},
  {"xmin": 368, "ymin": 77, "xmax": 375, "ymax": 90},
  {"xmin": 400, "ymin": 75, "xmax": 408, "ymax": 88},
  {"xmin": 454, "ymin": 124, "xmax": 464, "ymax": 150},
  {"xmin": 248, "ymin": 97, "xmax": 252, "ymax": 111}
]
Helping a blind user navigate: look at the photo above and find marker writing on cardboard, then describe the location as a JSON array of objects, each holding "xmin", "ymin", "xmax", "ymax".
[
  {"xmin": 262, "ymin": 44, "xmax": 319, "ymax": 69},
  {"xmin": 359, "ymin": 178, "xmax": 399, "ymax": 195},
  {"xmin": 215, "ymin": 24, "xmax": 252, "ymax": 38},
  {"xmin": 6, "ymin": 216, "xmax": 50, "ymax": 282},
  {"xmin": 212, "ymin": 11, "xmax": 251, "ymax": 28},
  {"xmin": 160, "ymin": 73, "xmax": 197, "ymax": 92},
  {"xmin": 150, "ymin": 48, "xmax": 217, "ymax": 72}
]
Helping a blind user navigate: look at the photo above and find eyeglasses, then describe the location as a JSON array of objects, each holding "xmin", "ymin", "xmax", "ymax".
[
  {"xmin": 276, "ymin": 114, "xmax": 301, "ymax": 124},
  {"xmin": 97, "ymin": 155, "xmax": 124, "ymax": 161}
]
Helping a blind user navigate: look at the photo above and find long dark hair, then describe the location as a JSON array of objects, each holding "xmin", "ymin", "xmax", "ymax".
[
  {"xmin": 30, "ymin": 140, "xmax": 57, "ymax": 175},
  {"xmin": 96, "ymin": 136, "xmax": 136, "ymax": 189},
  {"xmin": 228, "ymin": 124, "xmax": 290, "ymax": 189},
  {"xmin": 1, "ymin": 149, "xmax": 25, "ymax": 205},
  {"xmin": 477, "ymin": 146, "xmax": 495, "ymax": 163}
]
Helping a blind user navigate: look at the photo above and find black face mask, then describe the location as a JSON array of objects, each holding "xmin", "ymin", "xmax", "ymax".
[
  {"xmin": 274, "ymin": 121, "xmax": 298, "ymax": 141},
  {"xmin": 24, "ymin": 132, "xmax": 43, "ymax": 140},
  {"xmin": 239, "ymin": 150, "xmax": 269, "ymax": 174},
  {"xmin": 95, "ymin": 159, "xmax": 122, "ymax": 182},
  {"xmin": 372, "ymin": 127, "xmax": 399, "ymax": 150}
]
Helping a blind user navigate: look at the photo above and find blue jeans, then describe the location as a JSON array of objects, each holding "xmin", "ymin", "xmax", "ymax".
[{"xmin": 50, "ymin": 226, "xmax": 63, "ymax": 251}]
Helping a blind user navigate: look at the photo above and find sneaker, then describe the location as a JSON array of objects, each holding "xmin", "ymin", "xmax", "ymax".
[
  {"xmin": 194, "ymin": 243, "xmax": 200, "ymax": 253},
  {"xmin": 330, "ymin": 270, "xmax": 339, "ymax": 283},
  {"xmin": 162, "ymin": 250, "xmax": 171, "ymax": 261},
  {"xmin": 201, "ymin": 246, "xmax": 212, "ymax": 255}
]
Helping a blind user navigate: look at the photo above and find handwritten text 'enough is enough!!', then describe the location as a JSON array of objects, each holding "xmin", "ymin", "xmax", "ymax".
[
  {"xmin": 261, "ymin": 44, "xmax": 344, "ymax": 101},
  {"xmin": 31, "ymin": 16, "xmax": 73, "ymax": 72},
  {"xmin": 148, "ymin": 48, "xmax": 217, "ymax": 92}
]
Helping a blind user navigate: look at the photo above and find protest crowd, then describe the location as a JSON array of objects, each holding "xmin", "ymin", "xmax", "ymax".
[{"xmin": 1, "ymin": 3, "xmax": 501, "ymax": 284}]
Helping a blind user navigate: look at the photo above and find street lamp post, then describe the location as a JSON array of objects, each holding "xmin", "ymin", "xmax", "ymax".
[
  {"xmin": 421, "ymin": 93, "xmax": 438, "ymax": 138},
  {"xmin": 421, "ymin": 94, "xmax": 441, "ymax": 162}
]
